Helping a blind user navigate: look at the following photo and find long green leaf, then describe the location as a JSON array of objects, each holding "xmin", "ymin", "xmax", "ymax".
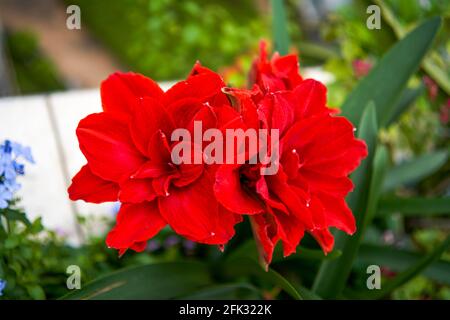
[
  {"xmin": 378, "ymin": 196, "xmax": 450, "ymax": 216},
  {"xmin": 374, "ymin": 0, "xmax": 450, "ymax": 96},
  {"xmin": 62, "ymin": 262, "xmax": 211, "ymax": 300},
  {"xmin": 383, "ymin": 150, "xmax": 448, "ymax": 192},
  {"xmin": 271, "ymin": 0, "xmax": 290, "ymax": 55},
  {"xmin": 357, "ymin": 243, "xmax": 450, "ymax": 285},
  {"xmin": 312, "ymin": 102, "xmax": 379, "ymax": 298},
  {"xmin": 341, "ymin": 17, "xmax": 441, "ymax": 127},
  {"xmin": 385, "ymin": 85, "xmax": 424, "ymax": 126},
  {"xmin": 178, "ymin": 283, "xmax": 262, "ymax": 300}
]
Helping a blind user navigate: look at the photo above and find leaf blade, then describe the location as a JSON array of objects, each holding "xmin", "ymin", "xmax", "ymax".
[
  {"xmin": 61, "ymin": 261, "xmax": 211, "ymax": 300},
  {"xmin": 341, "ymin": 17, "xmax": 441, "ymax": 127},
  {"xmin": 383, "ymin": 150, "xmax": 448, "ymax": 192}
]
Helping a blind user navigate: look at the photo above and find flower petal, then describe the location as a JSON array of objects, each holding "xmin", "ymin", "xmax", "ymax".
[
  {"xmin": 106, "ymin": 202, "xmax": 166, "ymax": 252},
  {"xmin": 164, "ymin": 72, "xmax": 225, "ymax": 106},
  {"xmin": 158, "ymin": 170, "xmax": 240, "ymax": 244},
  {"xmin": 214, "ymin": 164, "xmax": 265, "ymax": 214},
  {"xmin": 292, "ymin": 79, "xmax": 329, "ymax": 119},
  {"xmin": 68, "ymin": 164, "xmax": 119, "ymax": 203},
  {"xmin": 77, "ymin": 112, "xmax": 146, "ymax": 182},
  {"xmin": 101, "ymin": 72, "xmax": 163, "ymax": 118},
  {"xmin": 130, "ymin": 97, "xmax": 174, "ymax": 156},
  {"xmin": 119, "ymin": 179, "xmax": 156, "ymax": 203}
]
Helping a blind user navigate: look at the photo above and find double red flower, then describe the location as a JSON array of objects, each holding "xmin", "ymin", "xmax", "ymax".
[{"xmin": 69, "ymin": 44, "xmax": 367, "ymax": 264}]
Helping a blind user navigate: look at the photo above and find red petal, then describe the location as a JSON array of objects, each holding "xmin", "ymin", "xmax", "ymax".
[
  {"xmin": 106, "ymin": 202, "xmax": 166, "ymax": 252},
  {"xmin": 164, "ymin": 72, "xmax": 225, "ymax": 106},
  {"xmin": 249, "ymin": 214, "xmax": 280, "ymax": 267},
  {"xmin": 273, "ymin": 209, "xmax": 306, "ymax": 257},
  {"xmin": 158, "ymin": 170, "xmax": 239, "ymax": 244},
  {"xmin": 316, "ymin": 193, "xmax": 356, "ymax": 235},
  {"xmin": 292, "ymin": 79, "xmax": 329, "ymax": 119},
  {"xmin": 130, "ymin": 97, "xmax": 174, "ymax": 156},
  {"xmin": 77, "ymin": 112, "xmax": 146, "ymax": 182},
  {"xmin": 165, "ymin": 97, "xmax": 204, "ymax": 129},
  {"xmin": 309, "ymin": 228, "xmax": 334, "ymax": 254},
  {"xmin": 68, "ymin": 164, "xmax": 119, "ymax": 203},
  {"xmin": 101, "ymin": 72, "xmax": 163, "ymax": 117},
  {"xmin": 266, "ymin": 171, "xmax": 314, "ymax": 229},
  {"xmin": 214, "ymin": 164, "xmax": 265, "ymax": 214},
  {"xmin": 296, "ymin": 170, "xmax": 354, "ymax": 197},
  {"xmin": 173, "ymin": 162, "xmax": 204, "ymax": 187},
  {"xmin": 258, "ymin": 92, "xmax": 294, "ymax": 135},
  {"xmin": 272, "ymin": 54, "xmax": 303, "ymax": 89},
  {"xmin": 119, "ymin": 179, "xmax": 156, "ymax": 203}
]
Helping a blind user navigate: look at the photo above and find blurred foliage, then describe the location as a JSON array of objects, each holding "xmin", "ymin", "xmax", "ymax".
[
  {"xmin": 1, "ymin": 0, "xmax": 449, "ymax": 301},
  {"xmin": 321, "ymin": 0, "xmax": 449, "ymax": 190},
  {"xmin": 66, "ymin": 0, "xmax": 269, "ymax": 80},
  {"xmin": 5, "ymin": 31, "xmax": 65, "ymax": 94}
]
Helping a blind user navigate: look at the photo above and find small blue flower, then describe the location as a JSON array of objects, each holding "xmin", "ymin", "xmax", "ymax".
[
  {"xmin": 0, "ymin": 279, "xmax": 6, "ymax": 296},
  {"xmin": 0, "ymin": 139, "xmax": 34, "ymax": 209},
  {"xmin": 11, "ymin": 141, "xmax": 35, "ymax": 164}
]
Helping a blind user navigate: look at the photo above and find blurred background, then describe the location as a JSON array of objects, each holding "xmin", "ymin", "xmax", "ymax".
[{"xmin": 0, "ymin": 0, "xmax": 449, "ymax": 300}]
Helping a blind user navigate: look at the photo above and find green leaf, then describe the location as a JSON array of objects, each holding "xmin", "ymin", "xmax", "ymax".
[
  {"xmin": 296, "ymin": 286, "xmax": 322, "ymax": 300},
  {"xmin": 385, "ymin": 85, "xmax": 424, "ymax": 126},
  {"xmin": 357, "ymin": 243, "xmax": 450, "ymax": 285},
  {"xmin": 178, "ymin": 283, "xmax": 262, "ymax": 300},
  {"xmin": 374, "ymin": 0, "xmax": 450, "ymax": 96},
  {"xmin": 0, "ymin": 208, "xmax": 31, "ymax": 227},
  {"xmin": 62, "ymin": 262, "xmax": 211, "ymax": 300},
  {"xmin": 383, "ymin": 150, "xmax": 448, "ymax": 192},
  {"xmin": 341, "ymin": 17, "xmax": 441, "ymax": 127},
  {"xmin": 378, "ymin": 197, "xmax": 450, "ymax": 216},
  {"xmin": 372, "ymin": 235, "xmax": 450, "ymax": 299},
  {"xmin": 225, "ymin": 257, "xmax": 302, "ymax": 300},
  {"xmin": 312, "ymin": 103, "xmax": 379, "ymax": 298},
  {"xmin": 271, "ymin": 0, "xmax": 289, "ymax": 55}
]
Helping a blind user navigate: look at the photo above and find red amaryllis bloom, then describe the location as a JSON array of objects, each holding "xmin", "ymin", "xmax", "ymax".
[
  {"xmin": 68, "ymin": 63, "xmax": 242, "ymax": 255},
  {"xmin": 248, "ymin": 41, "xmax": 303, "ymax": 93},
  {"xmin": 215, "ymin": 46, "xmax": 368, "ymax": 266}
]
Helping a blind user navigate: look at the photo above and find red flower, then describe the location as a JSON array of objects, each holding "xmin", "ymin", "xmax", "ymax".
[
  {"xmin": 68, "ymin": 43, "xmax": 367, "ymax": 266},
  {"xmin": 215, "ymin": 46, "xmax": 368, "ymax": 266},
  {"xmin": 248, "ymin": 41, "xmax": 303, "ymax": 93},
  {"xmin": 68, "ymin": 63, "xmax": 242, "ymax": 255}
]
